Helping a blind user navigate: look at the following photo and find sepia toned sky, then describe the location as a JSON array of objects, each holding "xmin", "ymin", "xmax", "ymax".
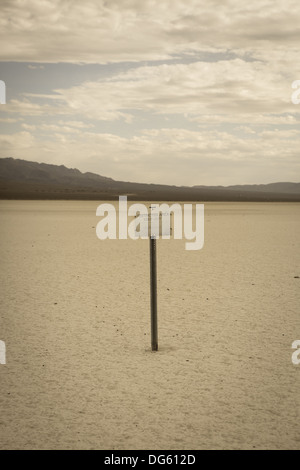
[{"xmin": 0, "ymin": 0, "xmax": 300, "ymax": 185}]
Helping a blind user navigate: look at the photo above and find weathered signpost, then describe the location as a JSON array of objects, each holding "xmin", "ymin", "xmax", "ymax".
[
  {"xmin": 96, "ymin": 197, "xmax": 204, "ymax": 352},
  {"xmin": 136, "ymin": 207, "xmax": 172, "ymax": 351}
]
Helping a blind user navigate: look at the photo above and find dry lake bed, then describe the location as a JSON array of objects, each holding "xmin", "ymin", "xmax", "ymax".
[{"xmin": 0, "ymin": 200, "xmax": 299, "ymax": 449}]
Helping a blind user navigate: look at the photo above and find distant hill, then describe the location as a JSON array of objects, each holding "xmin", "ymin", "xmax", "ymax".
[
  {"xmin": 0, "ymin": 158, "xmax": 299, "ymax": 202},
  {"xmin": 194, "ymin": 182, "xmax": 300, "ymax": 194},
  {"xmin": 0, "ymin": 157, "xmax": 115, "ymax": 188}
]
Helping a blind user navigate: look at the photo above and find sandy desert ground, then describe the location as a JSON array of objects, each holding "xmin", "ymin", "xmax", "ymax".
[{"xmin": 0, "ymin": 200, "xmax": 299, "ymax": 450}]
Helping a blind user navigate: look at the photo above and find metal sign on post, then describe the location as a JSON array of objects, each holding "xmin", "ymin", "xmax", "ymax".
[
  {"xmin": 96, "ymin": 197, "xmax": 204, "ymax": 352},
  {"xmin": 135, "ymin": 208, "xmax": 172, "ymax": 351}
]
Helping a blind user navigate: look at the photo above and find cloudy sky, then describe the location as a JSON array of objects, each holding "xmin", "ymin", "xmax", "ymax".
[{"xmin": 0, "ymin": 0, "xmax": 299, "ymax": 186}]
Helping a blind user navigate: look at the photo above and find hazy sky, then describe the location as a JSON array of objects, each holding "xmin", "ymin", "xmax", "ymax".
[{"xmin": 0, "ymin": 0, "xmax": 300, "ymax": 186}]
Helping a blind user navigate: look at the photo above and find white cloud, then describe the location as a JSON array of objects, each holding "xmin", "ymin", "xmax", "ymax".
[
  {"xmin": 0, "ymin": 0, "xmax": 299, "ymax": 63},
  {"xmin": 0, "ymin": 117, "xmax": 20, "ymax": 123},
  {"xmin": 189, "ymin": 113, "xmax": 300, "ymax": 125},
  {"xmin": 21, "ymin": 123, "xmax": 37, "ymax": 130},
  {"xmin": 1, "ymin": 0, "xmax": 299, "ymax": 185},
  {"xmin": 27, "ymin": 64, "xmax": 45, "ymax": 69},
  {"xmin": 57, "ymin": 120, "xmax": 95, "ymax": 129},
  {"xmin": 6, "ymin": 98, "xmax": 68, "ymax": 116},
  {"xmin": 5, "ymin": 59, "xmax": 299, "ymax": 123},
  {"xmin": 1, "ymin": 127, "xmax": 299, "ymax": 185}
]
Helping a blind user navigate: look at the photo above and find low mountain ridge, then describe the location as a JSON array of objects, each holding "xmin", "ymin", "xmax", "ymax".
[
  {"xmin": 194, "ymin": 182, "xmax": 300, "ymax": 194},
  {"xmin": 0, "ymin": 157, "xmax": 299, "ymax": 202},
  {"xmin": 0, "ymin": 157, "xmax": 114, "ymax": 187}
]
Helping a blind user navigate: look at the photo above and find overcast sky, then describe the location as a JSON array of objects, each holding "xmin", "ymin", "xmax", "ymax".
[{"xmin": 0, "ymin": 0, "xmax": 299, "ymax": 186}]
